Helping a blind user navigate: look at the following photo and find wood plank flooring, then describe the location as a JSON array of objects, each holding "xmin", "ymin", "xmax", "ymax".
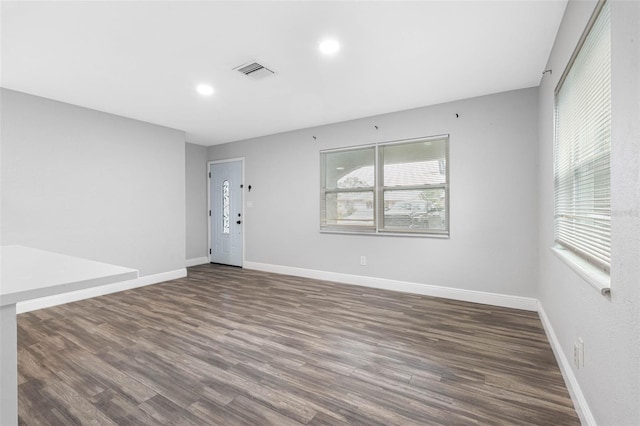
[{"xmin": 17, "ymin": 264, "xmax": 579, "ymax": 425}]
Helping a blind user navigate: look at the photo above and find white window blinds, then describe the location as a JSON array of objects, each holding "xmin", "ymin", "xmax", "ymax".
[{"xmin": 554, "ymin": 0, "xmax": 611, "ymax": 271}]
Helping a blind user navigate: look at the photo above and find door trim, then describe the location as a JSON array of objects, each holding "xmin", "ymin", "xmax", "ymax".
[{"xmin": 207, "ymin": 158, "xmax": 245, "ymax": 266}]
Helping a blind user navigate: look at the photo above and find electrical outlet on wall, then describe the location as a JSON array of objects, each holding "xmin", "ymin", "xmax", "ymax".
[
  {"xmin": 578, "ymin": 338, "xmax": 584, "ymax": 368},
  {"xmin": 360, "ymin": 255, "xmax": 367, "ymax": 266},
  {"xmin": 574, "ymin": 338, "xmax": 585, "ymax": 369}
]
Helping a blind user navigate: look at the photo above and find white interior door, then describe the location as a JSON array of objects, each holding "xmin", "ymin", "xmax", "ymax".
[{"xmin": 210, "ymin": 160, "xmax": 243, "ymax": 266}]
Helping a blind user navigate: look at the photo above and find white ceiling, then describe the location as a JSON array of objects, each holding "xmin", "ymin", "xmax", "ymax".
[{"xmin": 1, "ymin": 1, "xmax": 566, "ymax": 146}]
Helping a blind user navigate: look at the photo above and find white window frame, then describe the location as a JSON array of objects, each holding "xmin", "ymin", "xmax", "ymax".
[
  {"xmin": 320, "ymin": 135, "xmax": 449, "ymax": 237},
  {"xmin": 320, "ymin": 145, "xmax": 377, "ymax": 233},
  {"xmin": 553, "ymin": 0, "xmax": 611, "ymax": 294}
]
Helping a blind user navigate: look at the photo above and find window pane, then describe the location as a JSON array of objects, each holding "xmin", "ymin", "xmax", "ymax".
[
  {"xmin": 324, "ymin": 148, "xmax": 375, "ymax": 189},
  {"xmin": 382, "ymin": 139, "xmax": 446, "ymax": 187},
  {"xmin": 320, "ymin": 136, "xmax": 449, "ymax": 236},
  {"xmin": 222, "ymin": 180, "xmax": 230, "ymax": 234},
  {"xmin": 383, "ymin": 188, "xmax": 446, "ymax": 231},
  {"xmin": 324, "ymin": 192, "xmax": 374, "ymax": 227}
]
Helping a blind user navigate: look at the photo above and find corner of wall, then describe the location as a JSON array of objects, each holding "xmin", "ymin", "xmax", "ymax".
[{"xmin": 537, "ymin": 301, "xmax": 596, "ymax": 426}]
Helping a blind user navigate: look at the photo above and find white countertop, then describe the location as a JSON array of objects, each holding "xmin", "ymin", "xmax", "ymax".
[{"xmin": 0, "ymin": 245, "xmax": 138, "ymax": 306}]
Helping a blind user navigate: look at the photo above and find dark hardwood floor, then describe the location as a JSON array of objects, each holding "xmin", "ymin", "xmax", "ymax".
[{"xmin": 17, "ymin": 264, "xmax": 579, "ymax": 425}]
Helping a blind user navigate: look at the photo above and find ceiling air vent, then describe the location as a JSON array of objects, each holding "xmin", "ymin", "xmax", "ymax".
[{"xmin": 234, "ymin": 61, "xmax": 275, "ymax": 80}]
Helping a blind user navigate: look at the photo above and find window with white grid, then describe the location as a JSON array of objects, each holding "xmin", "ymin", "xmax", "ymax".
[{"xmin": 321, "ymin": 136, "xmax": 449, "ymax": 236}]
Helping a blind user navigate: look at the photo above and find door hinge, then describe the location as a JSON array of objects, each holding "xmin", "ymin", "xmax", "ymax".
[
  {"xmin": 209, "ymin": 172, "xmax": 211, "ymax": 178},
  {"xmin": 209, "ymin": 210, "xmax": 211, "ymax": 216},
  {"xmin": 209, "ymin": 248, "xmax": 212, "ymax": 254}
]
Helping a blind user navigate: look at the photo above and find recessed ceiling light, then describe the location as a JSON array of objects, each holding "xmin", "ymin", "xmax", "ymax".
[
  {"xmin": 319, "ymin": 39, "xmax": 340, "ymax": 55},
  {"xmin": 196, "ymin": 84, "xmax": 214, "ymax": 96}
]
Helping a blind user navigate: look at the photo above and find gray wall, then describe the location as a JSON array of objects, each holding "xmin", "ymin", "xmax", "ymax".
[
  {"xmin": 1, "ymin": 89, "xmax": 186, "ymax": 277},
  {"xmin": 185, "ymin": 142, "xmax": 208, "ymax": 261},
  {"xmin": 209, "ymin": 88, "xmax": 539, "ymax": 298},
  {"xmin": 537, "ymin": 1, "xmax": 640, "ymax": 424}
]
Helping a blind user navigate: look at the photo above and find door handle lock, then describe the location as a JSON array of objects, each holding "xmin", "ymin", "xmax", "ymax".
[{"xmin": 236, "ymin": 220, "xmax": 242, "ymax": 224}]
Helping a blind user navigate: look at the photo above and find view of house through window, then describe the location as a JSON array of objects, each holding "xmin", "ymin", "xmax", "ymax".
[
  {"xmin": 322, "ymin": 147, "xmax": 375, "ymax": 228},
  {"xmin": 381, "ymin": 140, "xmax": 447, "ymax": 232},
  {"xmin": 321, "ymin": 136, "xmax": 449, "ymax": 235}
]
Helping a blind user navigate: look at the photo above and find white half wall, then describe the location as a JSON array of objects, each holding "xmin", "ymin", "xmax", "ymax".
[
  {"xmin": 1, "ymin": 89, "xmax": 186, "ymax": 277},
  {"xmin": 209, "ymin": 88, "xmax": 539, "ymax": 299},
  {"xmin": 16, "ymin": 268, "xmax": 187, "ymax": 314},
  {"xmin": 537, "ymin": 1, "xmax": 640, "ymax": 425}
]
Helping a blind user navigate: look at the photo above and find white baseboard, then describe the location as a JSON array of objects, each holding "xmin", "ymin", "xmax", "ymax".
[
  {"xmin": 16, "ymin": 268, "xmax": 187, "ymax": 314},
  {"xmin": 185, "ymin": 257, "xmax": 209, "ymax": 267},
  {"xmin": 537, "ymin": 302, "xmax": 595, "ymax": 426},
  {"xmin": 243, "ymin": 261, "xmax": 538, "ymax": 311}
]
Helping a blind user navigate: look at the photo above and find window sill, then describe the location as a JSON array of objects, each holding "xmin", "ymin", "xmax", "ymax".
[
  {"xmin": 320, "ymin": 229, "xmax": 449, "ymax": 239},
  {"xmin": 551, "ymin": 246, "xmax": 611, "ymax": 296}
]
